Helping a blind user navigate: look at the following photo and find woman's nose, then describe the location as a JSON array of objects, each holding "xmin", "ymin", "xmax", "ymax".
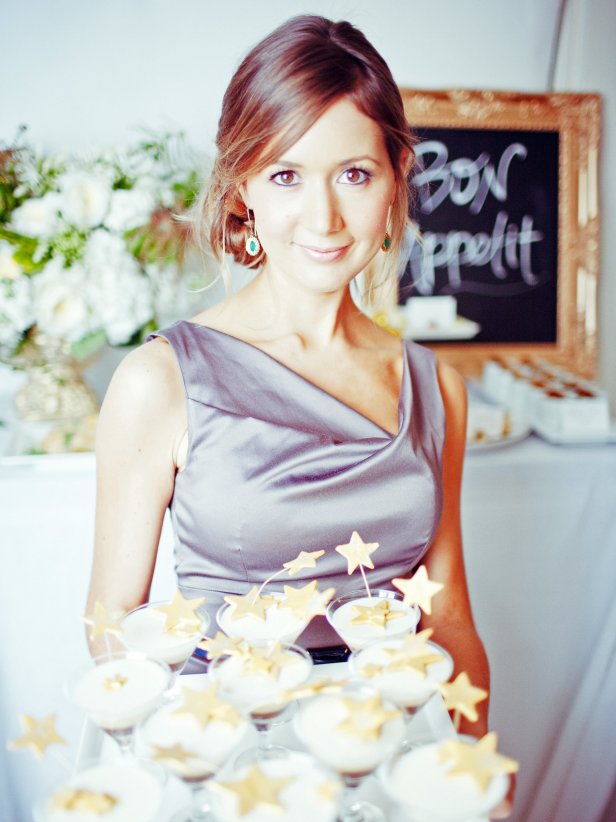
[{"xmin": 302, "ymin": 182, "xmax": 343, "ymax": 235}]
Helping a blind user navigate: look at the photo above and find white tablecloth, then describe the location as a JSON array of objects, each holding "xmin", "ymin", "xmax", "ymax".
[{"xmin": 1, "ymin": 417, "xmax": 615, "ymax": 820}]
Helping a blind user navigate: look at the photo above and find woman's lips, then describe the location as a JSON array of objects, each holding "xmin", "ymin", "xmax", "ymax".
[{"xmin": 297, "ymin": 243, "xmax": 350, "ymax": 262}]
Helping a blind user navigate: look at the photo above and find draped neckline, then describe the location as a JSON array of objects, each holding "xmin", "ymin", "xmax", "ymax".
[{"xmin": 183, "ymin": 320, "xmax": 408, "ymax": 440}]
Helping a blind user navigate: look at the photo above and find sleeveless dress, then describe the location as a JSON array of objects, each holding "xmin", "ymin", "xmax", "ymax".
[{"xmin": 148, "ymin": 320, "xmax": 446, "ymax": 648}]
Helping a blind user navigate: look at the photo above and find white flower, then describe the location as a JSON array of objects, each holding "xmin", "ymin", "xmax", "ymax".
[
  {"xmin": 57, "ymin": 171, "xmax": 111, "ymax": 229},
  {"xmin": 104, "ymin": 188, "xmax": 156, "ymax": 232},
  {"xmin": 33, "ymin": 258, "xmax": 92, "ymax": 341},
  {"xmin": 0, "ymin": 241, "xmax": 23, "ymax": 281},
  {"xmin": 0, "ymin": 276, "xmax": 33, "ymax": 349},
  {"xmin": 9, "ymin": 192, "xmax": 61, "ymax": 238},
  {"xmin": 84, "ymin": 229, "xmax": 153, "ymax": 344}
]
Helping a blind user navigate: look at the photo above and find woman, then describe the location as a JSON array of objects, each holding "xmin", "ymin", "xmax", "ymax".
[{"xmin": 88, "ymin": 14, "xmax": 500, "ymax": 790}]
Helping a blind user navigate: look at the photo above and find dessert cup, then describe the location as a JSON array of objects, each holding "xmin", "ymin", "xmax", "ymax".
[
  {"xmin": 209, "ymin": 643, "xmax": 313, "ymax": 765},
  {"xmin": 349, "ymin": 637, "xmax": 453, "ymax": 750},
  {"xmin": 121, "ymin": 595, "xmax": 209, "ymax": 693},
  {"xmin": 33, "ymin": 757, "xmax": 165, "ymax": 822},
  {"xmin": 294, "ymin": 683, "xmax": 405, "ymax": 822},
  {"xmin": 65, "ymin": 651, "xmax": 170, "ymax": 756},
  {"xmin": 138, "ymin": 682, "xmax": 249, "ymax": 821},
  {"xmin": 326, "ymin": 589, "xmax": 419, "ymax": 652},
  {"xmin": 209, "ymin": 752, "xmax": 342, "ymax": 822},
  {"xmin": 216, "ymin": 591, "xmax": 309, "ymax": 647},
  {"xmin": 379, "ymin": 740, "xmax": 511, "ymax": 822}
]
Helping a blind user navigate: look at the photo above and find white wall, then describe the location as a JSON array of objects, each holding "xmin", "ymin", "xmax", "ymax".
[{"xmin": 2, "ymin": 0, "xmax": 614, "ymax": 400}]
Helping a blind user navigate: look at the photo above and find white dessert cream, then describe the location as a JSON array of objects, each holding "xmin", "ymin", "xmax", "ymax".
[
  {"xmin": 210, "ymin": 753, "xmax": 341, "ymax": 822},
  {"xmin": 139, "ymin": 693, "xmax": 248, "ymax": 780},
  {"xmin": 210, "ymin": 648, "xmax": 312, "ymax": 716},
  {"xmin": 295, "ymin": 692, "xmax": 405, "ymax": 776},
  {"xmin": 217, "ymin": 597, "xmax": 308, "ymax": 645},
  {"xmin": 382, "ymin": 742, "xmax": 510, "ymax": 822},
  {"xmin": 328, "ymin": 595, "xmax": 418, "ymax": 650},
  {"xmin": 35, "ymin": 762, "xmax": 162, "ymax": 822},
  {"xmin": 350, "ymin": 638, "xmax": 454, "ymax": 709},
  {"xmin": 71, "ymin": 657, "xmax": 168, "ymax": 730},
  {"xmin": 121, "ymin": 604, "xmax": 203, "ymax": 669}
]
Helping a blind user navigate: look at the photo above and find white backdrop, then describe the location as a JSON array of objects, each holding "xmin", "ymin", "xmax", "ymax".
[{"xmin": 2, "ymin": 0, "xmax": 615, "ymax": 406}]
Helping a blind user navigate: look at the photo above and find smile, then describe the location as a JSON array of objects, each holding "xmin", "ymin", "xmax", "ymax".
[{"xmin": 297, "ymin": 244, "xmax": 350, "ymax": 262}]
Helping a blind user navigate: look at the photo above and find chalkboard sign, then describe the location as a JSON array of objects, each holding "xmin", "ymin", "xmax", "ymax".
[{"xmin": 398, "ymin": 90, "xmax": 601, "ymax": 377}]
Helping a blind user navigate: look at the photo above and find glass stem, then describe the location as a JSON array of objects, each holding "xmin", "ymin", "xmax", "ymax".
[
  {"xmin": 338, "ymin": 775, "xmax": 366, "ymax": 822},
  {"xmin": 254, "ymin": 718, "xmax": 274, "ymax": 755}
]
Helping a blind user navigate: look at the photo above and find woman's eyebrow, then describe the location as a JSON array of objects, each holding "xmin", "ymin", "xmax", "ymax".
[{"xmin": 271, "ymin": 155, "xmax": 384, "ymax": 169}]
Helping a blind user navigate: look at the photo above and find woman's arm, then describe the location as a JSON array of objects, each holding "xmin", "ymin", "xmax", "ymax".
[
  {"xmin": 421, "ymin": 361, "xmax": 490, "ymax": 738},
  {"xmin": 85, "ymin": 338, "xmax": 186, "ymax": 655}
]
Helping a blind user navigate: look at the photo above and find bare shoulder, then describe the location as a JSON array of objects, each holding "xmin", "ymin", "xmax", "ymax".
[{"xmin": 104, "ymin": 338, "xmax": 183, "ymax": 410}]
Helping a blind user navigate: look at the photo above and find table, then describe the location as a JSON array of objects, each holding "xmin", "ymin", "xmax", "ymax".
[{"xmin": 1, "ymin": 423, "xmax": 615, "ymax": 821}]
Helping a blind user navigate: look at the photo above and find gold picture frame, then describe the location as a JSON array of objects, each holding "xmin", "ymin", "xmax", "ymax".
[{"xmin": 399, "ymin": 88, "xmax": 601, "ymax": 377}]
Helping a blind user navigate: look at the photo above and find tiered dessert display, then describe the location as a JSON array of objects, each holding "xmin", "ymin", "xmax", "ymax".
[{"xmin": 9, "ymin": 538, "xmax": 518, "ymax": 822}]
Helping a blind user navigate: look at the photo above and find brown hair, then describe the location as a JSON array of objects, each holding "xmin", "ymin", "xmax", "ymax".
[{"xmin": 194, "ymin": 15, "xmax": 415, "ymax": 295}]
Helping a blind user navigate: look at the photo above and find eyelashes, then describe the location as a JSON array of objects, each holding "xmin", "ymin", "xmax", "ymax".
[{"xmin": 269, "ymin": 166, "xmax": 373, "ymax": 187}]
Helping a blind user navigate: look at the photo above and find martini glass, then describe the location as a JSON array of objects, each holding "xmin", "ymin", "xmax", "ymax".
[
  {"xmin": 349, "ymin": 636, "xmax": 454, "ymax": 751},
  {"xmin": 326, "ymin": 589, "xmax": 419, "ymax": 652},
  {"xmin": 32, "ymin": 757, "xmax": 166, "ymax": 822},
  {"xmin": 294, "ymin": 682, "xmax": 405, "ymax": 822},
  {"xmin": 138, "ymin": 683, "xmax": 249, "ymax": 822},
  {"xmin": 216, "ymin": 591, "xmax": 310, "ymax": 647},
  {"xmin": 65, "ymin": 651, "xmax": 170, "ymax": 756},
  {"xmin": 209, "ymin": 642, "xmax": 313, "ymax": 766},
  {"xmin": 121, "ymin": 595, "xmax": 210, "ymax": 696}
]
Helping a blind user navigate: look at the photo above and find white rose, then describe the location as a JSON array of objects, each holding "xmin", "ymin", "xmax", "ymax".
[
  {"xmin": 104, "ymin": 188, "xmax": 156, "ymax": 232},
  {"xmin": 33, "ymin": 259, "xmax": 92, "ymax": 341},
  {"xmin": 9, "ymin": 192, "xmax": 61, "ymax": 238},
  {"xmin": 0, "ymin": 276, "xmax": 33, "ymax": 349},
  {"xmin": 58, "ymin": 171, "xmax": 111, "ymax": 229},
  {"xmin": 0, "ymin": 241, "xmax": 23, "ymax": 281}
]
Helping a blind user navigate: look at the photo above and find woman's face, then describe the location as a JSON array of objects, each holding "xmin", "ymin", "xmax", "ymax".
[{"xmin": 242, "ymin": 96, "xmax": 397, "ymax": 295}]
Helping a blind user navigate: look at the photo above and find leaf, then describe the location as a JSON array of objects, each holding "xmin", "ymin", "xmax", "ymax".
[{"xmin": 70, "ymin": 329, "xmax": 106, "ymax": 361}]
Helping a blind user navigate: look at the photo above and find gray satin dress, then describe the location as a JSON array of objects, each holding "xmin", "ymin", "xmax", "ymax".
[{"xmin": 149, "ymin": 321, "xmax": 445, "ymax": 649}]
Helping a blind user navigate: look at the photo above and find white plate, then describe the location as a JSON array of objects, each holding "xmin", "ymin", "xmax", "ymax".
[
  {"xmin": 404, "ymin": 316, "xmax": 481, "ymax": 341},
  {"xmin": 466, "ymin": 420, "xmax": 531, "ymax": 452},
  {"xmin": 532, "ymin": 419, "xmax": 616, "ymax": 445}
]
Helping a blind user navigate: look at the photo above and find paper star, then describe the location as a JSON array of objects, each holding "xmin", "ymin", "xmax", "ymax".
[
  {"xmin": 151, "ymin": 742, "xmax": 197, "ymax": 766},
  {"xmin": 438, "ymin": 732, "xmax": 518, "ymax": 792},
  {"xmin": 52, "ymin": 788, "xmax": 117, "ymax": 814},
  {"xmin": 438, "ymin": 672, "xmax": 488, "ymax": 722},
  {"xmin": 392, "ymin": 565, "xmax": 444, "ymax": 614},
  {"xmin": 224, "ymin": 587, "xmax": 272, "ymax": 622},
  {"xmin": 316, "ymin": 779, "xmax": 342, "ymax": 802},
  {"xmin": 379, "ymin": 629, "xmax": 445, "ymax": 674},
  {"xmin": 280, "ymin": 580, "xmax": 319, "ymax": 618},
  {"xmin": 337, "ymin": 694, "xmax": 400, "ymax": 741},
  {"xmin": 102, "ymin": 674, "xmax": 128, "ymax": 692},
  {"xmin": 335, "ymin": 531, "xmax": 379, "ymax": 574},
  {"xmin": 197, "ymin": 631, "xmax": 248, "ymax": 660},
  {"xmin": 153, "ymin": 591, "xmax": 205, "ymax": 636},
  {"xmin": 174, "ymin": 683, "xmax": 243, "ymax": 728},
  {"xmin": 8, "ymin": 714, "xmax": 66, "ymax": 759},
  {"xmin": 350, "ymin": 599, "xmax": 406, "ymax": 628},
  {"xmin": 242, "ymin": 643, "xmax": 295, "ymax": 677},
  {"xmin": 284, "ymin": 677, "xmax": 347, "ymax": 701},
  {"xmin": 283, "ymin": 549, "xmax": 325, "ymax": 576},
  {"xmin": 215, "ymin": 764, "xmax": 293, "ymax": 815},
  {"xmin": 82, "ymin": 601, "xmax": 123, "ymax": 641}
]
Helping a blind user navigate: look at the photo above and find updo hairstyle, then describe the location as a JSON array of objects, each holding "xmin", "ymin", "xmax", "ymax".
[{"xmin": 194, "ymin": 14, "xmax": 415, "ymax": 293}]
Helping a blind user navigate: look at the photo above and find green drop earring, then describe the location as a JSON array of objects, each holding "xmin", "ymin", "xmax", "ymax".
[
  {"xmin": 245, "ymin": 211, "xmax": 261, "ymax": 257},
  {"xmin": 381, "ymin": 232, "xmax": 392, "ymax": 252}
]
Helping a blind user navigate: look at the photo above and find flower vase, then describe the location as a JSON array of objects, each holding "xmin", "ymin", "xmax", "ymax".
[{"xmin": 9, "ymin": 331, "xmax": 100, "ymax": 423}]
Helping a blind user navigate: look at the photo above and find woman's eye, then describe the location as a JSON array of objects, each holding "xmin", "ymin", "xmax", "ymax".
[
  {"xmin": 271, "ymin": 170, "xmax": 298, "ymax": 186},
  {"xmin": 340, "ymin": 167, "xmax": 371, "ymax": 185}
]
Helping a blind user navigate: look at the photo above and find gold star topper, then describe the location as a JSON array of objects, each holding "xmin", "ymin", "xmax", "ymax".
[
  {"xmin": 335, "ymin": 531, "xmax": 379, "ymax": 574},
  {"xmin": 283, "ymin": 676, "xmax": 348, "ymax": 702},
  {"xmin": 214, "ymin": 764, "xmax": 293, "ymax": 815},
  {"xmin": 102, "ymin": 674, "xmax": 128, "ymax": 692},
  {"xmin": 151, "ymin": 742, "xmax": 198, "ymax": 767},
  {"xmin": 351, "ymin": 599, "xmax": 406, "ymax": 628},
  {"xmin": 282, "ymin": 549, "xmax": 325, "ymax": 576},
  {"xmin": 377, "ymin": 629, "xmax": 444, "ymax": 675},
  {"xmin": 241, "ymin": 643, "xmax": 295, "ymax": 677},
  {"xmin": 316, "ymin": 779, "xmax": 342, "ymax": 803},
  {"xmin": 82, "ymin": 601, "xmax": 124, "ymax": 642},
  {"xmin": 153, "ymin": 591, "xmax": 206, "ymax": 636},
  {"xmin": 224, "ymin": 587, "xmax": 274, "ymax": 622},
  {"xmin": 52, "ymin": 788, "xmax": 117, "ymax": 815},
  {"xmin": 438, "ymin": 732, "xmax": 518, "ymax": 793},
  {"xmin": 438, "ymin": 672, "xmax": 488, "ymax": 722},
  {"xmin": 197, "ymin": 631, "xmax": 248, "ymax": 660},
  {"xmin": 174, "ymin": 683, "xmax": 243, "ymax": 728},
  {"xmin": 392, "ymin": 565, "xmax": 444, "ymax": 614},
  {"xmin": 8, "ymin": 714, "xmax": 66, "ymax": 759},
  {"xmin": 281, "ymin": 580, "xmax": 335, "ymax": 619},
  {"xmin": 337, "ymin": 694, "xmax": 400, "ymax": 741}
]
